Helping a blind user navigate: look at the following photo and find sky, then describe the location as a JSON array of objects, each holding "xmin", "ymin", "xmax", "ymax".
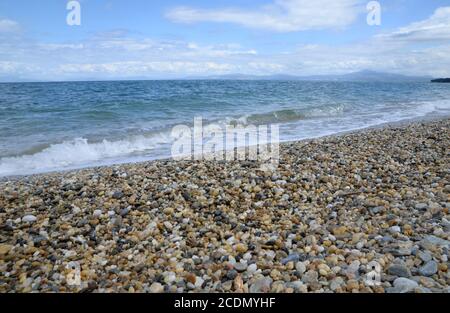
[{"xmin": 1, "ymin": 0, "xmax": 450, "ymax": 81}]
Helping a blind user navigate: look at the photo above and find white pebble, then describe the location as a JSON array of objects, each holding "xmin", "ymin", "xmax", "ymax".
[
  {"xmin": 243, "ymin": 252, "xmax": 252, "ymax": 260},
  {"xmin": 389, "ymin": 226, "xmax": 401, "ymax": 233},
  {"xmin": 247, "ymin": 263, "xmax": 257, "ymax": 274},
  {"xmin": 195, "ymin": 277, "xmax": 204, "ymax": 288},
  {"xmin": 22, "ymin": 215, "xmax": 37, "ymax": 223},
  {"xmin": 295, "ymin": 262, "xmax": 306, "ymax": 274}
]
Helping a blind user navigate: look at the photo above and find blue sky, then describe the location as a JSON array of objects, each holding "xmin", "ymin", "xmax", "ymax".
[{"xmin": 1, "ymin": 0, "xmax": 450, "ymax": 81}]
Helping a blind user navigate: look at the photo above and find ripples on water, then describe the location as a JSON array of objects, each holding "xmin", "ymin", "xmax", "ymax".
[{"xmin": 0, "ymin": 80, "xmax": 449, "ymax": 176}]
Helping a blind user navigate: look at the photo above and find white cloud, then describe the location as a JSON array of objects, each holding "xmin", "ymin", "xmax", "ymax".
[
  {"xmin": 377, "ymin": 6, "xmax": 450, "ymax": 41},
  {"xmin": 0, "ymin": 19, "xmax": 20, "ymax": 33},
  {"xmin": 58, "ymin": 61, "xmax": 237, "ymax": 76},
  {"xmin": 0, "ymin": 61, "xmax": 40, "ymax": 75},
  {"xmin": 166, "ymin": 0, "xmax": 364, "ymax": 32},
  {"xmin": 38, "ymin": 43, "xmax": 85, "ymax": 50},
  {"xmin": 3, "ymin": 6, "xmax": 450, "ymax": 80}
]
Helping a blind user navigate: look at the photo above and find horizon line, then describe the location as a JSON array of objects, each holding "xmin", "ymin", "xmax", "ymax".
[{"xmin": 0, "ymin": 70, "xmax": 440, "ymax": 84}]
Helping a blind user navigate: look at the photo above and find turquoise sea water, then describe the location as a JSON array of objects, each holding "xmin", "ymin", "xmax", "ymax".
[{"xmin": 0, "ymin": 80, "xmax": 449, "ymax": 176}]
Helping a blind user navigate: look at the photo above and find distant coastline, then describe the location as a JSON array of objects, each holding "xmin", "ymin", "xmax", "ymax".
[
  {"xmin": 0, "ymin": 70, "xmax": 433, "ymax": 84},
  {"xmin": 431, "ymin": 78, "xmax": 450, "ymax": 83}
]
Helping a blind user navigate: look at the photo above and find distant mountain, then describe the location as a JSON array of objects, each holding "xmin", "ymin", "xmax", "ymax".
[
  {"xmin": 333, "ymin": 70, "xmax": 431, "ymax": 82},
  {"xmin": 431, "ymin": 78, "xmax": 450, "ymax": 83},
  {"xmin": 185, "ymin": 70, "xmax": 432, "ymax": 82}
]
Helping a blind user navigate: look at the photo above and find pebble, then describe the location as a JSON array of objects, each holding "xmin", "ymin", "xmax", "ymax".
[
  {"xmin": 249, "ymin": 277, "xmax": 272, "ymax": 293},
  {"xmin": 387, "ymin": 264, "xmax": 411, "ymax": 278},
  {"xmin": 247, "ymin": 264, "xmax": 257, "ymax": 274},
  {"xmin": 295, "ymin": 262, "xmax": 306, "ymax": 275},
  {"xmin": 419, "ymin": 261, "xmax": 438, "ymax": 277},
  {"xmin": 0, "ymin": 244, "xmax": 12, "ymax": 255},
  {"xmin": 22, "ymin": 215, "xmax": 37, "ymax": 223},
  {"xmin": 415, "ymin": 203, "xmax": 428, "ymax": 210},
  {"xmin": 194, "ymin": 277, "xmax": 204, "ymax": 288},
  {"xmin": 226, "ymin": 270, "xmax": 238, "ymax": 280},
  {"xmin": 389, "ymin": 226, "xmax": 401, "ymax": 234},
  {"xmin": 149, "ymin": 282, "xmax": 164, "ymax": 293},
  {"xmin": 302, "ymin": 270, "xmax": 319, "ymax": 285},
  {"xmin": 235, "ymin": 244, "xmax": 248, "ymax": 253},
  {"xmin": 233, "ymin": 262, "xmax": 247, "ymax": 272},
  {"xmin": 281, "ymin": 254, "xmax": 300, "ymax": 265},
  {"xmin": 391, "ymin": 278, "xmax": 419, "ymax": 293},
  {"xmin": 417, "ymin": 251, "xmax": 432, "ymax": 263}
]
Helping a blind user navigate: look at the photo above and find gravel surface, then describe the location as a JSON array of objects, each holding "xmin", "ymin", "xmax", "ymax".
[{"xmin": 0, "ymin": 119, "xmax": 449, "ymax": 293}]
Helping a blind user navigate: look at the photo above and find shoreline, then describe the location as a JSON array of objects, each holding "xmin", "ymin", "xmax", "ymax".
[
  {"xmin": 2, "ymin": 112, "xmax": 449, "ymax": 182},
  {"xmin": 0, "ymin": 118, "xmax": 449, "ymax": 293}
]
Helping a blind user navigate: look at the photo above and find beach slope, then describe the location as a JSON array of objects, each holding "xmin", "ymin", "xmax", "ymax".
[{"xmin": 0, "ymin": 119, "xmax": 449, "ymax": 293}]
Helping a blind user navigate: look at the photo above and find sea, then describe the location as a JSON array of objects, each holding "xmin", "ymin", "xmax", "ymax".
[{"xmin": 1, "ymin": 80, "xmax": 449, "ymax": 176}]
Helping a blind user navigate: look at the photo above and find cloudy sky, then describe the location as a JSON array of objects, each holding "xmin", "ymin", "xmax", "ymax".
[{"xmin": 1, "ymin": 0, "xmax": 450, "ymax": 81}]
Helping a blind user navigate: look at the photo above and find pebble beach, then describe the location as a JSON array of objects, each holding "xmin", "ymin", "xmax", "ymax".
[{"xmin": 0, "ymin": 118, "xmax": 449, "ymax": 293}]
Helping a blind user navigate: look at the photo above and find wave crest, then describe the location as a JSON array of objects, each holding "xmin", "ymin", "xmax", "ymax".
[{"xmin": 0, "ymin": 134, "xmax": 170, "ymax": 176}]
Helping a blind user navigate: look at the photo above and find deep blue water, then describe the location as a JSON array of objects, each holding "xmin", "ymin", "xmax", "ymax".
[{"xmin": 0, "ymin": 80, "xmax": 449, "ymax": 176}]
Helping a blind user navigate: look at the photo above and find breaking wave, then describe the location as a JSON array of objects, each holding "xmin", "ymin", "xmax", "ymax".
[
  {"xmin": 227, "ymin": 105, "xmax": 345, "ymax": 126},
  {"xmin": 0, "ymin": 133, "xmax": 171, "ymax": 177}
]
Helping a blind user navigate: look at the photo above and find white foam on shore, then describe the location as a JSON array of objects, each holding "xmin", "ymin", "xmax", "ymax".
[{"xmin": 0, "ymin": 134, "xmax": 171, "ymax": 177}]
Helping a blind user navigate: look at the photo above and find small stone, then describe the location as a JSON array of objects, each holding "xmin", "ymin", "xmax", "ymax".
[
  {"xmin": 345, "ymin": 260, "xmax": 361, "ymax": 279},
  {"xmin": 420, "ymin": 236, "xmax": 450, "ymax": 250},
  {"xmin": 387, "ymin": 264, "xmax": 411, "ymax": 278},
  {"xmin": 419, "ymin": 261, "xmax": 438, "ymax": 277},
  {"xmin": 222, "ymin": 280, "xmax": 233, "ymax": 291},
  {"xmin": 415, "ymin": 203, "xmax": 428, "ymax": 210},
  {"xmin": 392, "ymin": 278, "xmax": 419, "ymax": 293},
  {"xmin": 233, "ymin": 262, "xmax": 247, "ymax": 272},
  {"xmin": 163, "ymin": 207, "xmax": 174, "ymax": 215},
  {"xmin": 163, "ymin": 272, "xmax": 176, "ymax": 284},
  {"xmin": 185, "ymin": 273, "xmax": 196, "ymax": 284},
  {"xmin": 346, "ymin": 279, "xmax": 359, "ymax": 291},
  {"xmin": 22, "ymin": 215, "xmax": 37, "ymax": 223},
  {"xmin": 149, "ymin": 282, "xmax": 164, "ymax": 293},
  {"xmin": 112, "ymin": 191, "xmax": 124, "ymax": 199},
  {"xmin": 389, "ymin": 226, "xmax": 401, "ymax": 234},
  {"xmin": 417, "ymin": 250, "xmax": 432, "ymax": 263},
  {"xmin": 281, "ymin": 253, "xmax": 300, "ymax": 265},
  {"xmin": 302, "ymin": 270, "xmax": 318, "ymax": 285},
  {"xmin": 120, "ymin": 207, "xmax": 130, "ymax": 216},
  {"xmin": 226, "ymin": 270, "xmax": 238, "ymax": 280},
  {"xmin": 386, "ymin": 241, "xmax": 413, "ymax": 256},
  {"xmin": 249, "ymin": 277, "xmax": 272, "ymax": 293},
  {"xmin": 194, "ymin": 277, "xmax": 204, "ymax": 288},
  {"xmin": 235, "ymin": 243, "xmax": 248, "ymax": 253},
  {"xmin": 243, "ymin": 252, "xmax": 252, "ymax": 260},
  {"xmin": 295, "ymin": 262, "xmax": 306, "ymax": 275},
  {"xmin": 330, "ymin": 277, "xmax": 344, "ymax": 291},
  {"xmin": 163, "ymin": 221, "xmax": 173, "ymax": 230},
  {"xmin": 369, "ymin": 206, "xmax": 383, "ymax": 214},
  {"xmin": 333, "ymin": 226, "xmax": 348, "ymax": 236},
  {"xmin": 247, "ymin": 263, "xmax": 257, "ymax": 274},
  {"xmin": 0, "ymin": 244, "xmax": 12, "ymax": 255},
  {"xmin": 93, "ymin": 209, "xmax": 102, "ymax": 217}
]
